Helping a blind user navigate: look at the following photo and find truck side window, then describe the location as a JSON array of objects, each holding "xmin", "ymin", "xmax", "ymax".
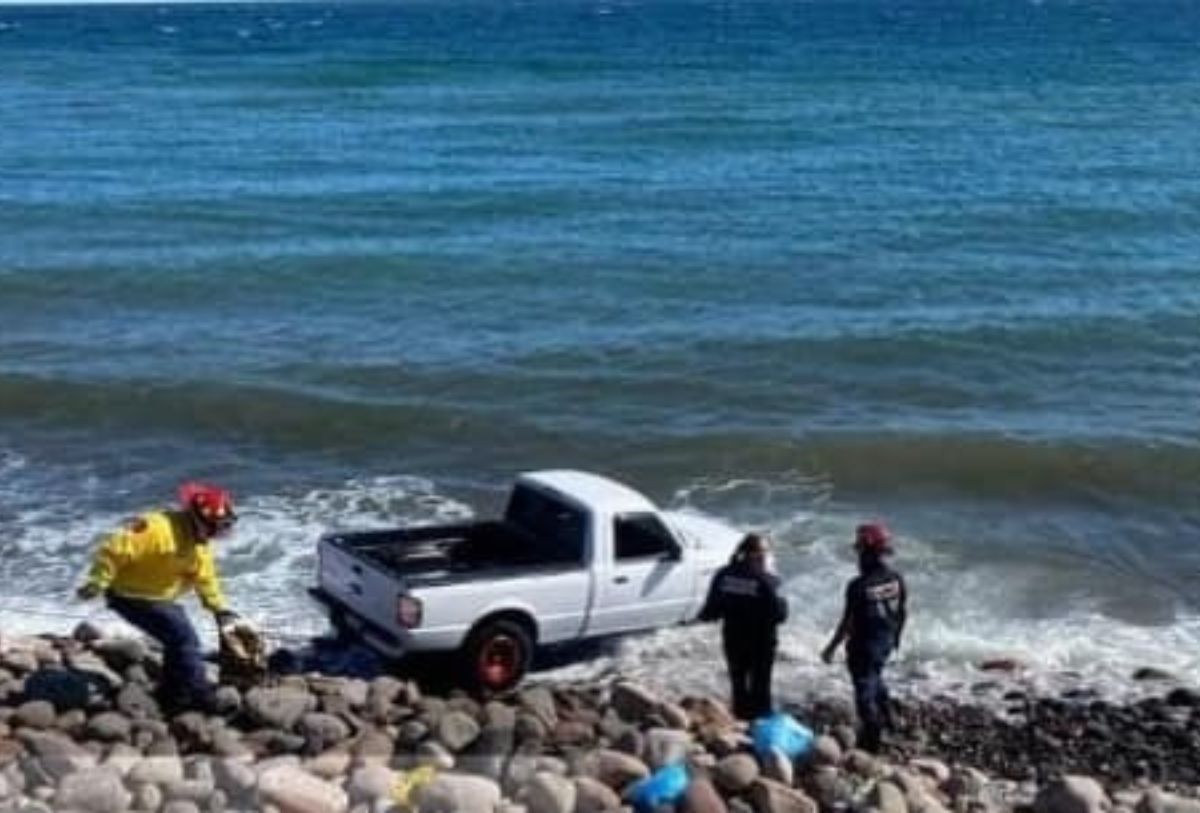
[
  {"xmin": 505, "ymin": 485, "xmax": 587, "ymax": 565},
  {"xmin": 614, "ymin": 514, "xmax": 676, "ymax": 560}
]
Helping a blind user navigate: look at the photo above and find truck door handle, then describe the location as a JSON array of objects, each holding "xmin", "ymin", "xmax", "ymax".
[{"xmin": 613, "ymin": 576, "xmax": 629, "ymax": 584}]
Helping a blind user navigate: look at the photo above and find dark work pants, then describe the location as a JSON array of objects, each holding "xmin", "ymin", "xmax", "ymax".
[
  {"xmin": 108, "ymin": 595, "xmax": 210, "ymax": 708},
  {"xmin": 723, "ymin": 634, "xmax": 775, "ymax": 720},
  {"xmin": 848, "ymin": 641, "xmax": 893, "ymax": 753}
]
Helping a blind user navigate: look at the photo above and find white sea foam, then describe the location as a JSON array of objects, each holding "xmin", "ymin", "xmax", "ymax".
[{"xmin": 0, "ymin": 471, "xmax": 1195, "ymax": 702}]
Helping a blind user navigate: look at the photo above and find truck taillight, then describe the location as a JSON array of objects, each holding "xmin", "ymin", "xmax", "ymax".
[{"xmin": 397, "ymin": 595, "xmax": 423, "ymax": 629}]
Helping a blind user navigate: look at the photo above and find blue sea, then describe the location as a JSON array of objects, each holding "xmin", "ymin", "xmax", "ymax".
[{"xmin": 1, "ymin": 0, "xmax": 1198, "ymax": 699}]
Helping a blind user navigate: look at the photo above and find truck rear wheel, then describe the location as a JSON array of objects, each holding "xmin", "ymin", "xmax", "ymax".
[{"xmin": 462, "ymin": 618, "xmax": 532, "ymax": 695}]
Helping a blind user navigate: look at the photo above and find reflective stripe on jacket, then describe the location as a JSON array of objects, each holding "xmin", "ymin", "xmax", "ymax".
[{"xmin": 84, "ymin": 510, "xmax": 227, "ymax": 612}]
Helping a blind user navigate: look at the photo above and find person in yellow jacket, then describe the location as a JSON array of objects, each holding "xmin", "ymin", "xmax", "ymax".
[{"xmin": 77, "ymin": 482, "xmax": 242, "ymax": 712}]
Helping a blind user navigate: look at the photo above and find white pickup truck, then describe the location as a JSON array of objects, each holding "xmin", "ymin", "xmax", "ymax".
[{"xmin": 310, "ymin": 470, "xmax": 742, "ymax": 692}]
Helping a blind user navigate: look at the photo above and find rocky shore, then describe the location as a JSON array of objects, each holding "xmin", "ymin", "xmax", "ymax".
[{"xmin": 0, "ymin": 627, "xmax": 1197, "ymax": 813}]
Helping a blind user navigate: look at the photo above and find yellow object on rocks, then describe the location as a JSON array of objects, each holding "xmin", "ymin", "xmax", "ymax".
[
  {"xmin": 218, "ymin": 621, "xmax": 268, "ymax": 690},
  {"xmin": 392, "ymin": 765, "xmax": 438, "ymax": 811}
]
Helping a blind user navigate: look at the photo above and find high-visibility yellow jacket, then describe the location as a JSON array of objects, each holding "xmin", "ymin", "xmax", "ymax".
[{"xmin": 83, "ymin": 510, "xmax": 228, "ymax": 612}]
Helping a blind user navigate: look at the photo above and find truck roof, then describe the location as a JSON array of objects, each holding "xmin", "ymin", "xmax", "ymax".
[{"xmin": 520, "ymin": 469, "xmax": 657, "ymax": 514}]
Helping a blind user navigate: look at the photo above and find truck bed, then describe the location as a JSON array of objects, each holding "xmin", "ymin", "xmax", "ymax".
[{"xmin": 326, "ymin": 520, "xmax": 581, "ymax": 583}]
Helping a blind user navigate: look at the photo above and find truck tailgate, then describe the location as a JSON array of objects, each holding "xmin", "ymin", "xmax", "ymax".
[{"xmin": 318, "ymin": 535, "xmax": 406, "ymax": 639}]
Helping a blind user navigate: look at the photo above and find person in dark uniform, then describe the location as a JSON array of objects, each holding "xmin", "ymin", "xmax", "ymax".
[
  {"xmin": 821, "ymin": 522, "xmax": 907, "ymax": 753},
  {"xmin": 699, "ymin": 533, "xmax": 789, "ymax": 720}
]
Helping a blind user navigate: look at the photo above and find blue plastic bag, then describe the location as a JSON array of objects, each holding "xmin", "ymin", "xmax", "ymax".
[
  {"xmin": 751, "ymin": 712, "xmax": 814, "ymax": 761},
  {"xmin": 626, "ymin": 761, "xmax": 690, "ymax": 812}
]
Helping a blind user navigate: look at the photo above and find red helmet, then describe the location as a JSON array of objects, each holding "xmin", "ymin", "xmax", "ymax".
[
  {"xmin": 855, "ymin": 522, "xmax": 892, "ymax": 554},
  {"xmin": 179, "ymin": 482, "xmax": 237, "ymax": 537}
]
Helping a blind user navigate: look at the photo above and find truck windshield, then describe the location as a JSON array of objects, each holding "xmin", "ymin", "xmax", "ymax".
[{"xmin": 504, "ymin": 484, "xmax": 587, "ymax": 565}]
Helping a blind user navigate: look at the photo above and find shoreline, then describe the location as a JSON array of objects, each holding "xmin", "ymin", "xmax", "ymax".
[{"xmin": 0, "ymin": 627, "xmax": 1197, "ymax": 813}]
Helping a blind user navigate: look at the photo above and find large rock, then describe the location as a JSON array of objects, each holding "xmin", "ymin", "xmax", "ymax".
[
  {"xmin": 162, "ymin": 776, "xmax": 216, "ymax": 804},
  {"xmin": 413, "ymin": 772, "xmax": 502, "ymax": 813},
  {"xmin": 309, "ymin": 677, "xmax": 369, "ymax": 709},
  {"xmin": 13, "ymin": 701, "xmax": 57, "ymax": 730},
  {"xmin": 305, "ymin": 748, "xmax": 352, "ymax": 780},
  {"xmin": 259, "ymin": 764, "xmax": 349, "ymax": 813},
  {"xmin": 116, "ymin": 684, "xmax": 160, "ymax": 720},
  {"xmin": 809, "ymin": 735, "xmax": 842, "ymax": 768},
  {"xmin": 212, "ymin": 757, "xmax": 257, "ymax": 798},
  {"xmin": 437, "ymin": 710, "xmax": 481, "ymax": 752},
  {"xmin": 65, "ymin": 653, "xmax": 124, "ymax": 690},
  {"xmin": 169, "ymin": 712, "xmax": 212, "ymax": 750},
  {"xmin": 1034, "ymin": 776, "xmax": 1110, "ymax": 813},
  {"xmin": 129, "ymin": 755, "xmax": 185, "ymax": 785},
  {"xmin": 844, "ymin": 749, "xmax": 884, "ymax": 779},
  {"xmin": 573, "ymin": 776, "xmax": 621, "ymax": 813},
  {"xmin": 611, "ymin": 683, "xmax": 660, "ymax": 724},
  {"xmin": 945, "ymin": 767, "xmax": 990, "ymax": 801},
  {"xmin": 684, "ymin": 697, "xmax": 737, "ymax": 734},
  {"xmin": 347, "ymin": 764, "xmax": 396, "ymax": 803},
  {"xmin": 55, "ymin": 768, "xmax": 132, "ymax": 813},
  {"xmin": 213, "ymin": 686, "xmax": 242, "ymax": 716},
  {"xmin": 523, "ymin": 771, "xmax": 576, "ymax": 813},
  {"xmin": 682, "ymin": 775, "xmax": 729, "ymax": 813},
  {"xmin": 578, "ymin": 748, "xmax": 649, "ymax": 791},
  {"xmin": 212, "ymin": 728, "xmax": 252, "ymax": 759},
  {"xmin": 748, "ymin": 779, "xmax": 819, "ymax": 813},
  {"xmin": 93, "ymin": 638, "xmax": 148, "ymax": 673},
  {"xmin": 659, "ymin": 701, "xmax": 691, "ymax": 731},
  {"xmin": 299, "ymin": 713, "xmax": 351, "ymax": 749},
  {"xmin": 800, "ymin": 765, "xmax": 852, "ymax": 811},
  {"xmin": 18, "ymin": 729, "xmax": 97, "ymax": 780},
  {"xmin": 365, "ymin": 676, "xmax": 410, "ymax": 720},
  {"xmin": 519, "ymin": 688, "xmax": 559, "ymax": 730},
  {"xmin": 102, "ymin": 742, "xmax": 141, "ymax": 777},
  {"xmin": 72, "ymin": 622, "xmax": 104, "ymax": 643},
  {"xmin": 1137, "ymin": 789, "xmax": 1200, "ymax": 813},
  {"xmin": 463, "ymin": 719, "xmax": 516, "ymax": 780},
  {"xmin": 133, "ymin": 782, "xmax": 164, "ymax": 813},
  {"xmin": 0, "ymin": 646, "xmax": 40, "ymax": 674},
  {"xmin": 246, "ymin": 688, "xmax": 316, "ymax": 731},
  {"xmin": 351, "ymin": 728, "xmax": 394, "ymax": 763},
  {"xmin": 761, "ymin": 749, "xmax": 793, "ymax": 787},
  {"xmin": 87, "ymin": 712, "xmax": 133, "ymax": 743},
  {"xmin": 909, "ymin": 758, "xmax": 951, "ymax": 787},
  {"xmin": 869, "ymin": 781, "xmax": 909, "ymax": 813},
  {"xmin": 714, "ymin": 754, "xmax": 759, "ymax": 794}
]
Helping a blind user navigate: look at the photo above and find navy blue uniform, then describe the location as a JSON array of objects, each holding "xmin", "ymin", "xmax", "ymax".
[
  {"xmin": 842, "ymin": 563, "xmax": 906, "ymax": 751},
  {"xmin": 699, "ymin": 561, "xmax": 788, "ymax": 720}
]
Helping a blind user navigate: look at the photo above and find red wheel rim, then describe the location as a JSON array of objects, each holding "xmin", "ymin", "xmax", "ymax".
[{"xmin": 478, "ymin": 634, "xmax": 520, "ymax": 688}]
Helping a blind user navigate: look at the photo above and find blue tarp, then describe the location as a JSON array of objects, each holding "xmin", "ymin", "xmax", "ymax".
[
  {"xmin": 626, "ymin": 762, "xmax": 690, "ymax": 812},
  {"xmin": 751, "ymin": 712, "xmax": 814, "ymax": 761}
]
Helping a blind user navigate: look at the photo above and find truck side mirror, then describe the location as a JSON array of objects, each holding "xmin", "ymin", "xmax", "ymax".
[{"xmin": 662, "ymin": 539, "xmax": 683, "ymax": 561}]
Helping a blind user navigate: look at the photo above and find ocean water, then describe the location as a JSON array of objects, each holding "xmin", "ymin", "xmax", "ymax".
[{"xmin": 1, "ymin": 0, "xmax": 1199, "ymax": 700}]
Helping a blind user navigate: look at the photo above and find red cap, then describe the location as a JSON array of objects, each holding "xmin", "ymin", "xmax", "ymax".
[{"xmin": 855, "ymin": 522, "xmax": 892, "ymax": 554}]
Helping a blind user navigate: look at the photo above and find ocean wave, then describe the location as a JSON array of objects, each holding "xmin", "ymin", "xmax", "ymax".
[{"xmin": 2, "ymin": 370, "xmax": 1198, "ymax": 513}]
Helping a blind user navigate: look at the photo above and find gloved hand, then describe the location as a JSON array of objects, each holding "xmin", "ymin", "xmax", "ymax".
[{"xmin": 75, "ymin": 584, "xmax": 102, "ymax": 601}]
